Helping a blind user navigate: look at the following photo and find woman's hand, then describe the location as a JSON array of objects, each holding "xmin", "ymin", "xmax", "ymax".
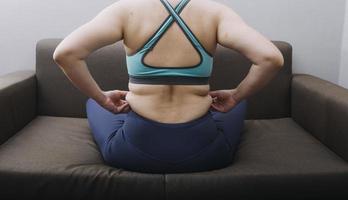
[
  {"xmin": 97, "ymin": 90, "xmax": 131, "ymax": 114},
  {"xmin": 209, "ymin": 89, "xmax": 240, "ymax": 112}
]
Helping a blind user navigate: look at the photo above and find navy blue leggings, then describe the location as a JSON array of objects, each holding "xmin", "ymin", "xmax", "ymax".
[{"xmin": 86, "ymin": 98, "xmax": 247, "ymax": 174}]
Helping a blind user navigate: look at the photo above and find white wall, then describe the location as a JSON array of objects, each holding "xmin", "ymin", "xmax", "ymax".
[
  {"xmin": 0, "ymin": 0, "xmax": 114, "ymax": 75},
  {"xmin": 339, "ymin": 0, "xmax": 348, "ymax": 88},
  {"xmin": 0, "ymin": 0, "xmax": 347, "ymax": 88},
  {"xmin": 220, "ymin": 0, "xmax": 346, "ymax": 86}
]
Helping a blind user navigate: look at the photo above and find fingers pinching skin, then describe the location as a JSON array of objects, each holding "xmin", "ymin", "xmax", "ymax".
[
  {"xmin": 119, "ymin": 103, "xmax": 129, "ymax": 113},
  {"xmin": 101, "ymin": 90, "xmax": 130, "ymax": 113},
  {"xmin": 209, "ymin": 89, "xmax": 237, "ymax": 113},
  {"xmin": 116, "ymin": 90, "xmax": 128, "ymax": 99},
  {"xmin": 113, "ymin": 101, "xmax": 129, "ymax": 113}
]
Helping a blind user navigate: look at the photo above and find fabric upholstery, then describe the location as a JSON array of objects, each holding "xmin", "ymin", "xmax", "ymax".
[
  {"xmin": 0, "ymin": 116, "xmax": 165, "ymax": 200},
  {"xmin": 291, "ymin": 73, "xmax": 348, "ymax": 162},
  {"xmin": 0, "ymin": 116, "xmax": 347, "ymax": 199},
  {"xmin": 0, "ymin": 70, "xmax": 37, "ymax": 145},
  {"xmin": 166, "ymin": 118, "xmax": 348, "ymax": 200},
  {"xmin": 36, "ymin": 38, "xmax": 292, "ymax": 119}
]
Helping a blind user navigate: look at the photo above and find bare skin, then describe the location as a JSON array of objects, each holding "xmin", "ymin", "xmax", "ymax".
[{"xmin": 53, "ymin": 0, "xmax": 284, "ymax": 123}]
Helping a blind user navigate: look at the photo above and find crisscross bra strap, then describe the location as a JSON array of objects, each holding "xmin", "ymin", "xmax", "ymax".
[
  {"xmin": 139, "ymin": 0, "xmax": 190, "ymax": 54},
  {"xmin": 160, "ymin": 0, "xmax": 204, "ymax": 51},
  {"xmin": 127, "ymin": 0, "xmax": 212, "ymax": 85}
]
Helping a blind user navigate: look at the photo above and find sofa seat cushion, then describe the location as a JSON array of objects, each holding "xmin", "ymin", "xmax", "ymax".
[
  {"xmin": 166, "ymin": 118, "xmax": 348, "ymax": 200},
  {"xmin": 0, "ymin": 116, "xmax": 165, "ymax": 200},
  {"xmin": 0, "ymin": 116, "xmax": 347, "ymax": 200}
]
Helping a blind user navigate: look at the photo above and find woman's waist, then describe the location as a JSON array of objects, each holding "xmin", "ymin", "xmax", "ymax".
[{"xmin": 125, "ymin": 91, "xmax": 213, "ymax": 124}]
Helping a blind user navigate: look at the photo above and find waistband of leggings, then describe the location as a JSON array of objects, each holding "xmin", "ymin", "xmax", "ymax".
[{"xmin": 127, "ymin": 109, "xmax": 213, "ymax": 128}]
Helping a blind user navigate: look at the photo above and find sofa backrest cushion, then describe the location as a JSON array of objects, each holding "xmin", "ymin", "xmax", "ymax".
[{"xmin": 36, "ymin": 38, "xmax": 292, "ymax": 119}]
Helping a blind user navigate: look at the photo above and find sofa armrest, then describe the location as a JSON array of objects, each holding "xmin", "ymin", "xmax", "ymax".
[
  {"xmin": 0, "ymin": 70, "xmax": 37, "ymax": 145},
  {"xmin": 291, "ymin": 73, "xmax": 348, "ymax": 161}
]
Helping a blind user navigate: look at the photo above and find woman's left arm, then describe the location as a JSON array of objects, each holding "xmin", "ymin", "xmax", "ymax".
[{"xmin": 53, "ymin": 1, "xmax": 127, "ymax": 105}]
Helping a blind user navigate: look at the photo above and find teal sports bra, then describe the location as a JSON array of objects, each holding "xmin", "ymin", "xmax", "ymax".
[{"xmin": 126, "ymin": 0, "xmax": 214, "ymax": 85}]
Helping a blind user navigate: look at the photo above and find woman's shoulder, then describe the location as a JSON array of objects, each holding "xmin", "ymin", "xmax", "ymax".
[
  {"xmin": 117, "ymin": 0, "xmax": 234, "ymax": 13},
  {"xmin": 111, "ymin": 0, "xmax": 238, "ymax": 26}
]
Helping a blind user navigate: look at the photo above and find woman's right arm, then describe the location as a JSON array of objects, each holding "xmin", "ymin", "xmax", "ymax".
[{"xmin": 216, "ymin": 3, "xmax": 284, "ymax": 103}]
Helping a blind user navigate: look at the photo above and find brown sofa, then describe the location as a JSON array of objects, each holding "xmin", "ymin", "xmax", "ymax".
[{"xmin": 0, "ymin": 38, "xmax": 347, "ymax": 200}]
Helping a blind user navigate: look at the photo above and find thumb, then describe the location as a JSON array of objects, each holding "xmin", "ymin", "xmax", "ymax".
[{"xmin": 209, "ymin": 91, "xmax": 220, "ymax": 97}]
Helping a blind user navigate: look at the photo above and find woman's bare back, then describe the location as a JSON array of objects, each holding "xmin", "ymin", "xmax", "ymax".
[{"xmin": 123, "ymin": 0, "xmax": 219, "ymax": 123}]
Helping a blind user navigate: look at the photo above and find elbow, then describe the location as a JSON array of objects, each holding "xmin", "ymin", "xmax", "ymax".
[
  {"xmin": 52, "ymin": 49, "xmax": 68, "ymax": 65},
  {"xmin": 268, "ymin": 48, "xmax": 284, "ymax": 68},
  {"xmin": 272, "ymin": 53, "xmax": 284, "ymax": 68},
  {"xmin": 260, "ymin": 51, "xmax": 284, "ymax": 69},
  {"xmin": 52, "ymin": 47, "xmax": 80, "ymax": 66}
]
